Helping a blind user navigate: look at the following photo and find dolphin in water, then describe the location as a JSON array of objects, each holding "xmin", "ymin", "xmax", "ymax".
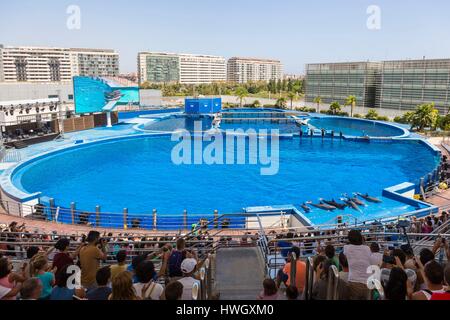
[
  {"xmin": 355, "ymin": 192, "xmax": 382, "ymax": 203},
  {"xmin": 306, "ymin": 201, "xmax": 336, "ymax": 211},
  {"xmin": 319, "ymin": 198, "xmax": 346, "ymax": 210}
]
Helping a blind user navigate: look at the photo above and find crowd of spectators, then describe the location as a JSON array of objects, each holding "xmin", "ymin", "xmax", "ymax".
[
  {"xmin": 1, "ymin": 209, "xmax": 449, "ymax": 300},
  {"xmin": 0, "ymin": 223, "xmax": 213, "ymax": 300},
  {"xmin": 256, "ymin": 224, "xmax": 450, "ymax": 300}
]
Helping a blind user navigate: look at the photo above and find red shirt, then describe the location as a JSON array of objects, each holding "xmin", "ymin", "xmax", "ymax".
[
  {"xmin": 431, "ymin": 291, "xmax": 450, "ymax": 300},
  {"xmin": 52, "ymin": 252, "xmax": 74, "ymax": 274}
]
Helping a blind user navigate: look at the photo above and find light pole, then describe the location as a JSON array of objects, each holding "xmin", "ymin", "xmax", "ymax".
[{"xmin": 57, "ymin": 89, "xmax": 65, "ymax": 140}]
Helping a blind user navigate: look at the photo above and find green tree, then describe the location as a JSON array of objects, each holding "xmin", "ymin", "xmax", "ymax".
[
  {"xmin": 287, "ymin": 92, "xmax": 298, "ymax": 110},
  {"xmin": 365, "ymin": 109, "xmax": 379, "ymax": 120},
  {"xmin": 410, "ymin": 103, "xmax": 439, "ymax": 131},
  {"xmin": 313, "ymin": 96, "xmax": 322, "ymax": 113},
  {"xmin": 329, "ymin": 101, "xmax": 342, "ymax": 115},
  {"xmin": 235, "ymin": 87, "xmax": 249, "ymax": 108},
  {"xmin": 345, "ymin": 95, "xmax": 357, "ymax": 117},
  {"xmin": 275, "ymin": 97, "xmax": 287, "ymax": 109},
  {"xmin": 252, "ymin": 100, "xmax": 261, "ymax": 108}
]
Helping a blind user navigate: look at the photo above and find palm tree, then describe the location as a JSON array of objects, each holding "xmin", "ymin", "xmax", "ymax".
[
  {"xmin": 329, "ymin": 101, "xmax": 341, "ymax": 115},
  {"xmin": 235, "ymin": 87, "xmax": 248, "ymax": 108},
  {"xmin": 287, "ymin": 92, "xmax": 298, "ymax": 110},
  {"xmin": 345, "ymin": 95, "xmax": 357, "ymax": 117},
  {"xmin": 410, "ymin": 103, "xmax": 439, "ymax": 131},
  {"xmin": 252, "ymin": 100, "xmax": 261, "ymax": 108},
  {"xmin": 276, "ymin": 97, "xmax": 287, "ymax": 109},
  {"xmin": 313, "ymin": 96, "xmax": 322, "ymax": 113}
]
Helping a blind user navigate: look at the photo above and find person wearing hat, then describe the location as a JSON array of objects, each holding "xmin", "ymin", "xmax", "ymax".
[{"xmin": 177, "ymin": 258, "xmax": 200, "ymax": 300}]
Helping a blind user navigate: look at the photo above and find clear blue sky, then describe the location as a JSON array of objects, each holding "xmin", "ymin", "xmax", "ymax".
[{"xmin": 1, "ymin": 0, "xmax": 450, "ymax": 74}]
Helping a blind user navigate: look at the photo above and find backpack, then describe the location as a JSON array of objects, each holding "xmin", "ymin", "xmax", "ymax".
[{"xmin": 168, "ymin": 250, "xmax": 184, "ymax": 277}]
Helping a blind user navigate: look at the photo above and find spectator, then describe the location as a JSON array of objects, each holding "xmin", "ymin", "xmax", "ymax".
[
  {"xmin": 276, "ymin": 246, "xmax": 306, "ymax": 293},
  {"xmin": 110, "ymin": 250, "xmax": 128, "ymax": 280},
  {"xmin": 277, "ymin": 233, "xmax": 294, "ymax": 259},
  {"xmin": 343, "ymin": 229, "xmax": 371, "ymax": 300},
  {"xmin": 79, "ymin": 231, "xmax": 107, "ymax": 289},
  {"xmin": 177, "ymin": 258, "xmax": 200, "ymax": 300},
  {"xmin": 338, "ymin": 252, "xmax": 349, "ymax": 283},
  {"xmin": 127, "ymin": 254, "xmax": 148, "ymax": 283},
  {"xmin": 324, "ymin": 244, "xmax": 339, "ymax": 269},
  {"xmin": 411, "ymin": 260, "xmax": 445, "ymax": 300},
  {"xmin": 430, "ymin": 265, "xmax": 450, "ymax": 300},
  {"xmin": 52, "ymin": 238, "xmax": 80, "ymax": 276},
  {"xmin": 85, "ymin": 266, "xmax": 112, "ymax": 300},
  {"xmin": 369, "ymin": 242, "xmax": 383, "ymax": 267},
  {"xmin": 20, "ymin": 278, "xmax": 42, "ymax": 300},
  {"xmin": 312, "ymin": 257, "xmax": 349, "ymax": 300},
  {"xmin": 109, "ymin": 271, "xmax": 140, "ymax": 300},
  {"xmin": 285, "ymin": 285, "xmax": 299, "ymax": 300},
  {"xmin": 380, "ymin": 249, "xmax": 416, "ymax": 288},
  {"xmin": 257, "ymin": 279, "xmax": 279, "ymax": 300},
  {"xmin": 133, "ymin": 261, "xmax": 163, "ymax": 300},
  {"xmin": 400, "ymin": 244, "xmax": 416, "ymax": 270},
  {"xmin": 0, "ymin": 256, "xmax": 25, "ymax": 300},
  {"xmin": 164, "ymin": 281, "xmax": 184, "ymax": 301},
  {"xmin": 29, "ymin": 253, "xmax": 54, "ymax": 300},
  {"xmin": 167, "ymin": 238, "xmax": 187, "ymax": 278},
  {"xmin": 50, "ymin": 264, "xmax": 85, "ymax": 300},
  {"xmin": 416, "ymin": 248, "xmax": 436, "ymax": 289},
  {"xmin": 384, "ymin": 267, "xmax": 408, "ymax": 300}
]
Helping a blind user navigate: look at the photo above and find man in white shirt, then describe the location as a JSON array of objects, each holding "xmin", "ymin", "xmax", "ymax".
[
  {"xmin": 343, "ymin": 230, "xmax": 372, "ymax": 300},
  {"xmin": 177, "ymin": 258, "xmax": 201, "ymax": 300}
]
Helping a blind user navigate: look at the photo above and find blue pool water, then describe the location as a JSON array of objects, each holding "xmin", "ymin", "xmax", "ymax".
[
  {"xmin": 12, "ymin": 135, "xmax": 439, "ymax": 228},
  {"xmin": 219, "ymin": 121, "xmax": 301, "ymax": 134},
  {"xmin": 142, "ymin": 115, "xmax": 213, "ymax": 132},
  {"xmin": 308, "ymin": 117, "xmax": 405, "ymax": 137}
]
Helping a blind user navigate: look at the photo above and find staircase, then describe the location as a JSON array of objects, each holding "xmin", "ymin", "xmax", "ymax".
[{"xmin": 214, "ymin": 247, "xmax": 266, "ymax": 300}]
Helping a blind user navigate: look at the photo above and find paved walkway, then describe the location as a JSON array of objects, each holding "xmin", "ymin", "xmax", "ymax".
[{"xmin": 215, "ymin": 247, "xmax": 266, "ymax": 300}]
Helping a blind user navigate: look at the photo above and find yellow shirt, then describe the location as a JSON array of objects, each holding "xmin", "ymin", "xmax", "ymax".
[
  {"xmin": 110, "ymin": 264, "xmax": 128, "ymax": 280},
  {"xmin": 79, "ymin": 245, "xmax": 104, "ymax": 287}
]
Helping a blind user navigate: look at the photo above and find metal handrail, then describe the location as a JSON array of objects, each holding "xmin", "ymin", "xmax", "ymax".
[
  {"xmin": 326, "ymin": 265, "xmax": 340, "ymax": 300},
  {"xmin": 304, "ymin": 256, "xmax": 314, "ymax": 300}
]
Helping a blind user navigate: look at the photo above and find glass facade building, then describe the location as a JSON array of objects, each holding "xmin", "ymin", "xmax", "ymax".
[
  {"xmin": 305, "ymin": 59, "xmax": 450, "ymax": 113},
  {"xmin": 377, "ymin": 59, "xmax": 450, "ymax": 113},
  {"xmin": 144, "ymin": 54, "xmax": 180, "ymax": 83},
  {"xmin": 305, "ymin": 62, "xmax": 380, "ymax": 109}
]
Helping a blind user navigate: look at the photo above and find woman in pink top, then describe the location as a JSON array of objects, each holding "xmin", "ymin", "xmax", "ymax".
[{"xmin": 0, "ymin": 257, "xmax": 26, "ymax": 300}]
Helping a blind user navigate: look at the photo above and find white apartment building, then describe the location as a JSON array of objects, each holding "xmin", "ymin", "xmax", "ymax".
[
  {"xmin": 0, "ymin": 45, "xmax": 119, "ymax": 82},
  {"xmin": 138, "ymin": 52, "xmax": 226, "ymax": 85},
  {"xmin": 227, "ymin": 57, "xmax": 283, "ymax": 83}
]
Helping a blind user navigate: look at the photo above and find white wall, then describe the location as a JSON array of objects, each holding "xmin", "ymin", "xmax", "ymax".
[{"xmin": 0, "ymin": 82, "xmax": 74, "ymax": 103}]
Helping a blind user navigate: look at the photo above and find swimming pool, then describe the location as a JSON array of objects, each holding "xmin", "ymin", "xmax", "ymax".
[
  {"xmin": 142, "ymin": 115, "xmax": 213, "ymax": 132},
  {"xmin": 10, "ymin": 132, "xmax": 440, "ymax": 228},
  {"xmin": 307, "ymin": 116, "xmax": 407, "ymax": 137}
]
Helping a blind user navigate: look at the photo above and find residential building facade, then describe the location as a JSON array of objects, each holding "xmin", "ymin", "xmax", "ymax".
[
  {"xmin": 0, "ymin": 45, "xmax": 119, "ymax": 82},
  {"xmin": 227, "ymin": 57, "xmax": 283, "ymax": 83},
  {"xmin": 138, "ymin": 52, "xmax": 226, "ymax": 85}
]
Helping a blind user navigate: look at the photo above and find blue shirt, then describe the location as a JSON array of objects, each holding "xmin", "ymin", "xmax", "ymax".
[
  {"xmin": 36, "ymin": 272, "xmax": 54, "ymax": 299},
  {"xmin": 86, "ymin": 286, "xmax": 112, "ymax": 300},
  {"xmin": 50, "ymin": 287, "xmax": 75, "ymax": 300}
]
